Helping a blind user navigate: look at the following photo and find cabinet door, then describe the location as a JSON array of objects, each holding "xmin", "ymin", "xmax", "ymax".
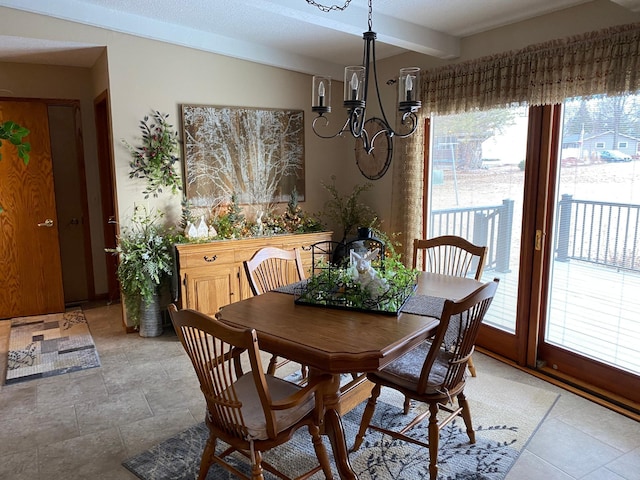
[{"xmin": 184, "ymin": 266, "xmax": 239, "ymax": 317}]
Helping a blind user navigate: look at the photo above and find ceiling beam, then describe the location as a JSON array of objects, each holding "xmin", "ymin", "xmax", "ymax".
[
  {"xmin": 250, "ymin": 0, "xmax": 460, "ymax": 59},
  {"xmin": 610, "ymin": 0, "xmax": 640, "ymax": 12}
]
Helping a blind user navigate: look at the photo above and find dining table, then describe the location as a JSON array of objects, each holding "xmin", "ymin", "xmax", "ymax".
[{"xmin": 216, "ymin": 271, "xmax": 484, "ymax": 480}]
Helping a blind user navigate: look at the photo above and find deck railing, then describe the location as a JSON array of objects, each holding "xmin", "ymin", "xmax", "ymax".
[
  {"xmin": 430, "ymin": 199, "xmax": 514, "ymax": 272},
  {"xmin": 556, "ymin": 194, "xmax": 640, "ymax": 272}
]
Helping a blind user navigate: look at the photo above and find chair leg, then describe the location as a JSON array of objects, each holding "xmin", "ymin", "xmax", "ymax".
[
  {"xmin": 198, "ymin": 436, "xmax": 217, "ymax": 480},
  {"xmin": 427, "ymin": 402, "xmax": 440, "ymax": 480},
  {"xmin": 351, "ymin": 383, "xmax": 382, "ymax": 452},
  {"xmin": 309, "ymin": 423, "xmax": 334, "ymax": 480},
  {"xmin": 403, "ymin": 395, "xmax": 411, "ymax": 415},
  {"xmin": 457, "ymin": 391, "xmax": 476, "ymax": 443},
  {"xmin": 267, "ymin": 354, "xmax": 278, "ymax": 375},
  {"xmin": 250, "ymin": 449, "xmax": 265, "ymax": 480},
  {"xmin": 467, "ymin": 355, "xmax": 477, "ymax": 377}
]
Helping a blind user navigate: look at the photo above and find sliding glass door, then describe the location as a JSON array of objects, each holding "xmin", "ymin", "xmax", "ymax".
[
  {"xmin": 427, "ymin": 106, "xmax": 530, "ymax": 360},
  {"xmin": 425, "ymin": 97, "xmax": 640, "ymax": 405},
  {"xmin": 539, "ymin": 95, "xmax": 640, "ymax": 403}
]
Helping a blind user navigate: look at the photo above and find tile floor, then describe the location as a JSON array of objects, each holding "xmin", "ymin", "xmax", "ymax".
[{"xmin": 0, "ymin": 301, "xmax": 638, "ymax": 480}]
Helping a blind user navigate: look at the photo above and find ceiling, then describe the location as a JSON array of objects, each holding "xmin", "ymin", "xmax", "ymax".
[{"xmin": 1, "ymin": 0, "xmax": 640, "ymax": 77}]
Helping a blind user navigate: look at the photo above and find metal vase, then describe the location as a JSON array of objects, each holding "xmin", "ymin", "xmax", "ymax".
[{"xmin": 139, "ymin": 294, "xmax": 163, "ymax": 337}]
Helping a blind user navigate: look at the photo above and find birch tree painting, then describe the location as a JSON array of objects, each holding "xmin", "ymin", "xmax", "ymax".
[{"xmin": 182, "ymin": 105, "xmax": 305, "ymax": 216}]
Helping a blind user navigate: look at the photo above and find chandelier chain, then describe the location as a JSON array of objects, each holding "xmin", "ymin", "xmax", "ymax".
[{"xmin": 305, "ymin": 0, "xmax": 352, "ymax": 13}]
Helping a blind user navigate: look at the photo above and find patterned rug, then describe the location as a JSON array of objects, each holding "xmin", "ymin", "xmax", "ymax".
[
  {"xmin": 4, "ymin": 309, "xmax": 101, "ymax": 384},
  {"xmin": 123, "ymin": 373, "xmax": 559, "ymax": 479}
]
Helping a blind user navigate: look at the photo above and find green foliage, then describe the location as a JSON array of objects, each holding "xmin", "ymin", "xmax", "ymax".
[
  {"xmin": 0, "ymin": 121, "xmax": 32, "ymax": 212},
  {"xmin": 0, "ymin": 121, "xmax": 31, "ymax": 164},
  {"xmin": 300, "ymin": 253, "xmax": 419, "ymax": 313},
  {"xmin": 179, "ymin": 197, "xmax": 194, "ymax": 230},
  {"xmin": 211, "ymin": 194, "xmax": 246, "ymax": 239},
  {"xmin": 320, "ymin": 176, "xmax": 378, "ymax": 242},
  {"xmin": 282, "ymin": 186, "xmax": 323, "ymax": 233},
  {"xmin": 123, "ymin": 111, "xmax": 182, "ymax": 199},
  {"xmin": 106, "ymin": 207, "xmax": 176, "ymax": 326}
]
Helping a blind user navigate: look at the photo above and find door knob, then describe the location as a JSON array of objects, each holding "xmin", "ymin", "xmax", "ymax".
[{"xmin": 37, "ymin": 219, "xmax": 54, "ymax": 227}]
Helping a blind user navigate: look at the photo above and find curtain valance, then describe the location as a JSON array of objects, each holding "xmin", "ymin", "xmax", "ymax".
[{"xmin": 420, "ymin": 23, "xmax": 640, "ymax": 115}]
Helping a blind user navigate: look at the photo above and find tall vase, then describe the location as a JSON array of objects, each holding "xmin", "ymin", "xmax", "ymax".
[{"xmin": 139, "ymin": 294, "xmax": 163, "ymax": 337}]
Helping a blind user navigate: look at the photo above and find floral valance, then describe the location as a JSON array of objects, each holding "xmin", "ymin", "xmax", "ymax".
[{"xmin": 420, "ymin": 22, "xmax": 640, "ymax": 115}]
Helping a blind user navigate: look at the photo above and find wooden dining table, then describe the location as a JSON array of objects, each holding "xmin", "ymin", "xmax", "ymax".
[{"xmin": 216, "ymin": 271, "xmax": 483, "ymax": 480}]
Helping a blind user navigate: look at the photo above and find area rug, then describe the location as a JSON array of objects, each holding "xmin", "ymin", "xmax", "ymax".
[
  {"xmin": 4, "ymin": 308, "xmax": 101, "ymax": 384},
  {"xmin": 123, "ymin": 371, "xmax": 559, "ymax": 479}
]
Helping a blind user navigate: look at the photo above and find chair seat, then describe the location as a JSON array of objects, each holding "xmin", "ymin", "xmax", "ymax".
[
  {"xmin": 372, "ymin": 341, "xmax": 455, "ymax": 395},
  {"xmin": 221, "ymin": 374, "xmax": 315, "ymax": 440}
]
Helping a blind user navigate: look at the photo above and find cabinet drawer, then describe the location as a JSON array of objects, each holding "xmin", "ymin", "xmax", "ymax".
[{"xmin": 178, "ymin": 248, "xmax": 235, "ymax": 268}]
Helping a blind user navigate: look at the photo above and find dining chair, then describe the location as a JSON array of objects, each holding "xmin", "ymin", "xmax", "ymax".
[
  {"xmin": 351, "ymin": 279, "xmax": 499, "ymax": 480},
  {"xmin": 244, "ymin": 246, "xmax": 307, "ymax": 377},
  {"xmin": 168, "ymin": 304, "xmax": 334, "ymax": 480},
  {"xmin": 412, "ymin": 235, "xmax": 488, "ymax": 378}
]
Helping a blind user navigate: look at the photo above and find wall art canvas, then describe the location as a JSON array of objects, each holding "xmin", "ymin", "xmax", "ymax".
[{"xmin": 182, "ymin": 104, "xmax": 305, "ymax": 212}]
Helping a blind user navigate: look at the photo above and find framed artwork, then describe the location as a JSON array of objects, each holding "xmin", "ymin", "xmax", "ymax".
[{"xmin": 181, "ymin": 104, "xmax": 305, "ymax": 212}]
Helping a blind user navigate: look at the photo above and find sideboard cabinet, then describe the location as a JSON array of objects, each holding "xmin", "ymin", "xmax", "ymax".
[{"xmin": 175, "ymin": 231, "xmax": 333, "ymax": 317}]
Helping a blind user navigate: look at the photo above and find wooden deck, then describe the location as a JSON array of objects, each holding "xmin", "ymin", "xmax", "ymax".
[{"xmin": 479, "ymin": 259, "xmax": 640, "ymax": 375}]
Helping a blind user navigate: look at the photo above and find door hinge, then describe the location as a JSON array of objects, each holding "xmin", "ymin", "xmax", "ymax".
[{"xmin": 535, "ymin": 229, "xmax": 544, "ymax": 251}]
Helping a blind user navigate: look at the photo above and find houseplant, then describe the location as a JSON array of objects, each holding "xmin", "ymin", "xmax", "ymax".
[
  {"xmin": 123, "ymin": 111, "xmax": 182, "ymax": 199},
  {"xmin": 107, "ymin": 207, "xmax": 176, "ymax": 336},
  {"xmin": 0, "ymin": 121, "xmax": 31, "ymax": 213},
  {"xmin": 320, "ymin": 175, "xmax": 378, "ymax": 243},
  {"xmin": 0, "ymin": 120, "xmax": 30, "ymax": 163}
]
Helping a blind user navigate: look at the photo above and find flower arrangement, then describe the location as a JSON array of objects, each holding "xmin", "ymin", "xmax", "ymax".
[
  {"xmin": 180, "ymin": 188, "xmax": 324, "ymax": 242},
  {"xmin": 296, "ymin": 242, "xmax": 418, "ymax": 314},
  {"xmin": 124, "ymin": 111, "xmax": 182, "ymax": 199},
  {"xmin": 106, "ymin": 207, "xmax": 177, "ymax": 326}
]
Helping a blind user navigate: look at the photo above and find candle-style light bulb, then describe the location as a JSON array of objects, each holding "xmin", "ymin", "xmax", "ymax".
[
  {"xmin": 318, "ymin": 81, "xmax": 325, "ymax": 107},
  {"xmin": 405, "ymin": 75, "xmax": 414, "ymax": 102},
  {"xmin": 350, "ymin": 72, "xmax": 359, "ymax": 100}
]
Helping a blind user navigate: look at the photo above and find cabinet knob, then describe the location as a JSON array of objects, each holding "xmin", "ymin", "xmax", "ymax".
[{"xmin": 203, "ymin": 255, "xmax": 217, "ymax": 262}]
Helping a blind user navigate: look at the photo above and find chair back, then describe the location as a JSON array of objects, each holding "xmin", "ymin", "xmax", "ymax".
[
  {"xmin": 168, "ymin": 304, "xmax": 276, "ymax": 440},
  {"xmin": 244, "ymin": 246, "xmax": 306, "ymax": 295},
  {"xmin": 413, "ymin": 235, "xmax": 488, "ymax": 280},
  {"xmin": 417, "ymin": 279, "xmax": 499, "ymax": 395}
]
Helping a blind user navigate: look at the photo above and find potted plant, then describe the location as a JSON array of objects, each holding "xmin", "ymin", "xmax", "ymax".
[
  {"xmin": 320, "ymin": 175, "xmax": 378, "ymax": 244},
  {"xmin": 1, "ymin": 121, "xmax": 31, "ymax": 213},
  {"xmin": 107, "ymin": 207, "xmax": 176, "ymax": 336},
  {"xmin": 123, "ymin": 111, "xmax": 182, "ymax": 199},
  {"xmin": 0, "ymin": 121, "xmax": 30, "ymax": 163}
]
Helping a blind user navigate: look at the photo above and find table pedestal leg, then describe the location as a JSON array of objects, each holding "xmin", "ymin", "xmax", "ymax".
[{"xmin": 319, "ymin": 373, "xmax": 358, "ymax": 480}]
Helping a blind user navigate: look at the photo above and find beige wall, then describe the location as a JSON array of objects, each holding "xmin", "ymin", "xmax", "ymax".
[
  {"xmin": 1, "ymin": 0, "xmax": 639, "ymax": 305},
  {"xmin": 0, "ymin": 7, "xmax": 351, "ymax": 306}
]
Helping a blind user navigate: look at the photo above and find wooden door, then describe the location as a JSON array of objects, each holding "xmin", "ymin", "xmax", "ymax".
[{"xmin": 0, "ymin": 100, "xmax": 64, "ymax": 318}]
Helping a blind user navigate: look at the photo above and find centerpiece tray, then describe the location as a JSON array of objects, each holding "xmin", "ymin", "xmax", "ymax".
[{"xmin": 294, "ymin": 280, "xmax": 417, "ymax": 315}]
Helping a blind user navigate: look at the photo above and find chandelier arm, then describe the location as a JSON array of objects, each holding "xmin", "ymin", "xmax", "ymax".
[
  {"xmin": 349, "ymin": 107, "xmax": 366, "ymax": 139},
  {"xmin": 387, "ymin": 112, "xmax": 419, "ymax": 139},
  {"xmin": 311, "ymin": 115, "xmax": 351, "ymax": 139},
  {"xmin": 368, "ymin": 128, "xmax": 389, "ymax": 153}
]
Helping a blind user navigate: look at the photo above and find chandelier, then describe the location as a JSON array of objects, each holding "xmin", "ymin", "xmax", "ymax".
[{"xmin": 308, "ymin": 0, "xmax": 421, "ymax": 179}]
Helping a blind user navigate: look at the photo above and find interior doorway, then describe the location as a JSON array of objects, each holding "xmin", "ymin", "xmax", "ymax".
[
  {"xmin": 48, "ymin": 102, "xmax": 95, "ymax": 304},
  {"xmin": 94, "ymin": 91, "xmax": 120, "ymax": 303}
]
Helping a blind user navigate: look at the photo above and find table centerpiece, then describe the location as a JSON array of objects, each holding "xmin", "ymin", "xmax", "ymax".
[{"xmin": 295, "ymin": 243, "xmax": 418, "ymax": 315}]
